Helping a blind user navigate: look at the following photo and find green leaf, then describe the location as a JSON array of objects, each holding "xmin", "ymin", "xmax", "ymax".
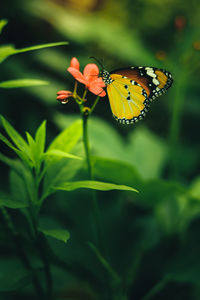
[
  {"xmin": 9, "ymin": 169, "xmax": 29, "ymax": 205},
  {"xmin": 0, "ymin": 152, "xmax": 24, "ymax": 177},
  {"xmin": 0, "ymin": 19, "xmax": 8, "ymax": 34},
  {"xmin": 0, "ymin": 115, "xmax": 29, "ymax": 153},
  {"xmin": 42, "ymin": 120, "xmax": 84, "ymax": 200},
  {"xmin": 35, "ymin": 120, "xmax": 46, "ymax": 158},
  {"xmin": 0, "ymin": 45, "xmax": 16, "ymax": 63},
  {"xmin": 0, "ymin": 193, "xmax": 27, "ymax": 209},
  {"xmin": 189, "ymin": 176, "xmax": 200, "ymax": 200},
  {"xmin": 26, "ymin": 132, "xmax": 36, "ymax": 149},
  {"xmin": 88, "ymin": 117, "xmax": 125, "ymax": 161},
  {"xmin": 24, "ymin": 121, "xmax": 47, "ymax": 171},
  {"xmin": 126, "ymin": 127, "xmax": 167, "ymax": 179},
  {"xmin": 0, "ymin": 132, "xmax": 19, "ymax": 152},
  {"xmin": 54, "ymin": 180, "xmax": 138, "ymax": 193},
  {"xmin": 48, "ymin": 119, "xmax": 82, "ymax": 153},
  {"xmin": 0, "ymin": 79, "xmax": 49, "ymax": 88},
  {"xmin": 142, "ymin": 179, "xmax": 186, "ymax": 206},
  {"xmin": 0, "ymin": 133, "xmax": 32, "ymax": 168},
  {"xmin": 26, "ymin": 132, "xmax": 37, "ymax": 165},
  {"xmin": 141, "ymin": 179, "xmax": 189, "ymax": 234},
  {"xmin": 9, "ymin": 162, "xmax": 37, "ymax": 204},
  {"xmin": 45, "ymin": 149, "xmax": 82, "ymax": 160},
  {"xmin": 92, "ymin": 156, "xmax": 141, "ymax": 187},
  {"xmin": 14, "ymin": 41, "xmax": 68, "ymax": 55},
  {"xmin": 0, "ymin": 116, "xmax": 32, "ymax": 167},
  {"xmin": 40, "ymin": 228, "xmax": 70, "ymax": 243},
  {"xmin": 42, "ymin": 158, "xmax": 83, "ymax": 200},
  {"xmin": 0, "ymin": 41, "xmax": 68, "ymax": 63}
]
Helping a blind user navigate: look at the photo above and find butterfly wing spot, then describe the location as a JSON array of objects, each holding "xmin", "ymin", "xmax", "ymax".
[
  {"xmin": 146, "ymin": 68, "xmax": 157, "ymax": 78},
  {"xmin": 152, "ymin": 78, "xmax": 160, "ymax": 85},
  {"xmin": 130, "ymin": 80, "xmax": 140, "ymax": 86}
]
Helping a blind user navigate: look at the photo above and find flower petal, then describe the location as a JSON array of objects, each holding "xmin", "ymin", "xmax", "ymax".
[
  {"xmin": 83, "ymin": 64, "xmax": 99, "ymax": 83},
  {"xmin": 89, "ymin": 81, "xmax": 106, "ymax": 97},
  {"xmin": 98, "ymin": 90, "xmax": 106, "ymax": 97},
  {"xmin": 57, "ymin": 90, "xmax": 72, "ymax": 96},
  {"xmin": 94, "ymin": 77, "xmax": 106, "ymax": 88},
  {"xmin": 57, "ymin": 95, "xmax": 69, "ymax": 100},
  {"xmin": 67, "ymin": 67, "xmax": 86, "ymax": 84},
  {"xmin": 70, "ymin": 57, "xmax": 80, "ymax": 70}
]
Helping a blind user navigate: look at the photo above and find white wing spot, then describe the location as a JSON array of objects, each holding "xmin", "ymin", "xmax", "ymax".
[
  {"xmin": 146, "ymin": 69, "xmax": 157, "ymax": 78},
  {"xmin": 153, "ymin": 78, "xmax": 160, "ymax": 85}
]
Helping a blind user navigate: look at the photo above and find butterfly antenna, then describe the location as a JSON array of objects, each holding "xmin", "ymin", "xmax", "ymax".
[{"xmin": 90, "ymin": 56, "xmax": 104, "ymax": 70}]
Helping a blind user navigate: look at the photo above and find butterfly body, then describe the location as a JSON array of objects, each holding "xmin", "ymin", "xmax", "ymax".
[{"xmin": 102, "ymin": 67, "xmax": 173, "ymax": 124}]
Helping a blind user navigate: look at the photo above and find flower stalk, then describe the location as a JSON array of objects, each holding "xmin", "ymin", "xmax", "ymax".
[
  {"xmin": 56, "ymin": 57, "xmax": 106, "ymax": 253},
  {"xmin": 81, "ymin": 108, "xmax": 103, "ymax": 249},
  {"xmin": 57, "ymin": 57, "xmax": 106, "ymax": 248},
  {"xmin": 82, "ymin": 111, "xmax": 92, "ymax": 179}
]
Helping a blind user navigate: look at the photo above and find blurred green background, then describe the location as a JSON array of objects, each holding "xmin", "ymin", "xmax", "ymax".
[{"xmin": 0, "ymin": 0, "xmax": 200, "ymax": 299}]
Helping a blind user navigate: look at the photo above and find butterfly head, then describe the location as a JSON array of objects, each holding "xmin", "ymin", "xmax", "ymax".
[
  {"xmin": 101, "ymin": 70, "xmax": 114, "ymax": 85},
  {"xmin": 89, "ymin": 57, "xmax": 113, "ymax": 85}
]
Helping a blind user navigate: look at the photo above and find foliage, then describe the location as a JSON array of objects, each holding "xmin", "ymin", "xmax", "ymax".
[
  {"xmin": 0, "ymin": 20, "xmax": 68, "ymax": 88},
  {"xmin": 0, "ymin": 0, "xmax": 200, "ymax": 299}
]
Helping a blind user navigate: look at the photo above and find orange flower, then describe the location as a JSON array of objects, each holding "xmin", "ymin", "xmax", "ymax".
[
  {"xmin": 67, "ymin": 57, "xmax": 106, "ymax": 97},
  {"xmin": 56, "ymin": 90, "xmax": 73, "ymax": 104}
]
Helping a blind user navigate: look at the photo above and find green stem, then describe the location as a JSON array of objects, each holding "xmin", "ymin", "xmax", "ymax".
[
  {"xmin": 82, "ymin": 88, "xmax": 88, "ymax": 101},
  {"xmin": 25, "ymin": 169, "xmax": 53, "ymax": 300},
  {"xmin": 73, "ymin": 80, "xmax": 78, "ymax": 95},
  {"xmin": 169, "ymin": 74, "xmax": 186, "ymax": 148},
  {"xmin": 141, "ymin": 278, "xmax": 168, "ymax": 300},
  {"xmin": 168, "ymin": 69, "xmax": 188, "ymax": 178},
  {"xmin": 36, "ymin": 233, "xmax": 53, "ymax": 300},
  {"xmin": 88, "ymin": 242, "xmax": 129, "ymax": 300},
  {"xmin": 82, "ymin": 110, "xmax": 103, "ymax": 251},
  {"xmin": 28, "ymin": 201, "xmax": 38, "ymax": 238},
  {"xmin": 126, "ymin": 249, "xmax": 143, "ymax": 289},
  {"xmin": 88, "ymin": 242, "xmax": 120, "ymax": 284},
  {"xmin": 83, "ymin": 112, "xmax": 93, "ymax": 180},
  {"xmin": 1, "ymin": 207, "xmax": 44, "ymax": 298},
  {"xmin": 73, "ymin": 82, "xmax": 86, "ymax": 104},
  {"xmin": 90, "ymin": 96, "xmax": 100, "ymax": 114},
  {"xmin": 35, "ymin": 210, "xmax": 53, "ymax": 298},
  {"xmin": 82, "ymin": 113, "xmax": 92, "ymax": 179}
]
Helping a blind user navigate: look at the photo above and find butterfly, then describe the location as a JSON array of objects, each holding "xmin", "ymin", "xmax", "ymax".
[{"xmin": 101, "ymin": 66, "xmax": 173, "ymax": 124}]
